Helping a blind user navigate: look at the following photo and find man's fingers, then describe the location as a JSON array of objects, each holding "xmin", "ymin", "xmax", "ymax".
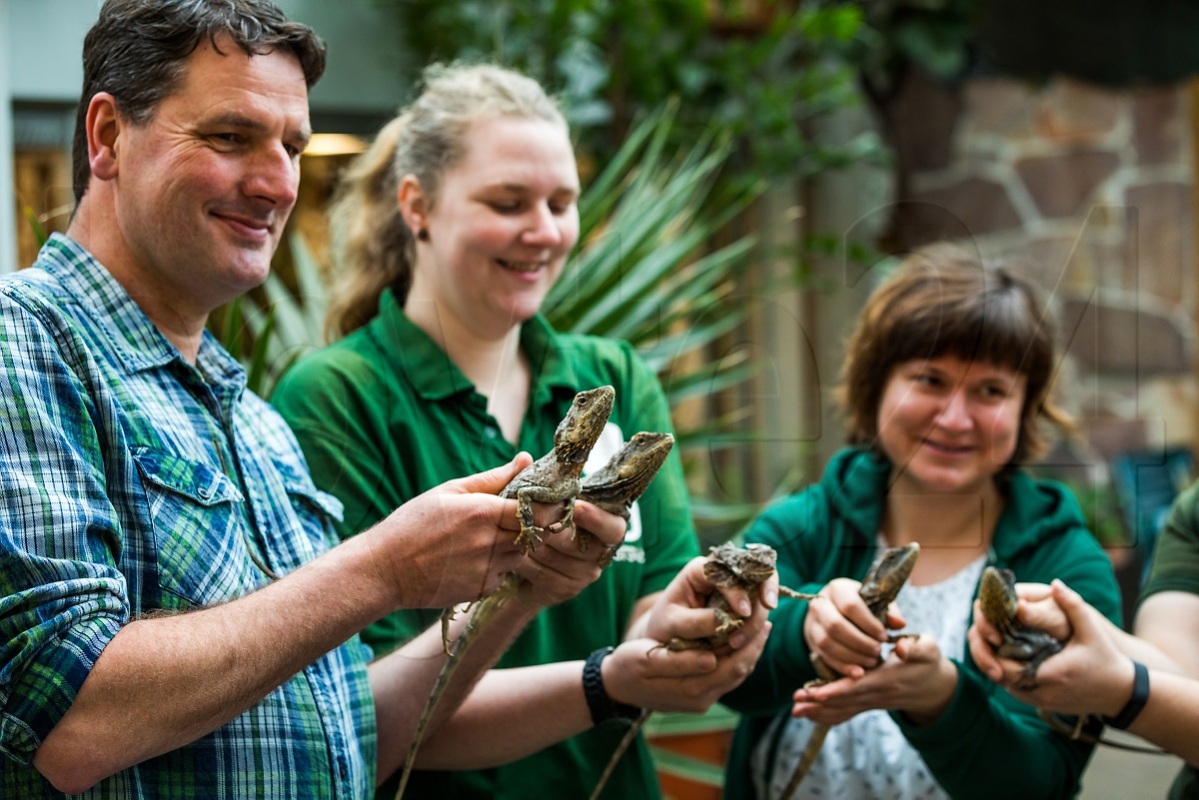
[
  {"xmin": 571, "ymin": 500, "xmax": 627, "ymax": 548},
  {"xmin": 453, "ymin": 453, "xmax": 533, "ymax": 495}
]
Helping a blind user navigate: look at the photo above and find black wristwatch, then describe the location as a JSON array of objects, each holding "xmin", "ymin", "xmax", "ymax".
[
  {"xmin": 583, "ymin": 646, "xmax": 642, "ymax": 727},
  {"xmin": 1102, "ymin": 660, "xmax": 1150, "ymax": 730}
]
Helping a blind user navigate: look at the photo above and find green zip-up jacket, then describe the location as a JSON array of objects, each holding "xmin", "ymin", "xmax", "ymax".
[{"xmin": 721, "ymin": 447, "xmax": 1122, "ymax": 800}]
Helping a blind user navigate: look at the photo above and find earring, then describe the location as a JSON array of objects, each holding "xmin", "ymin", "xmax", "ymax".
[{"xmin": 417, "ymin": 228, "xmax": 429, "ymax": 242}]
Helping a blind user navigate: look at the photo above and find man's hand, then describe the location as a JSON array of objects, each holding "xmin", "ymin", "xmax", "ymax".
[
  {"xmin": 513, "ymin": 499, "xmax": 627, "ymax": 609},
  {"xmin": 803, "ymin": 578, "xmax": 905, "ymax": 679},
  {"xmin": 370, "ymin": 454, "xmax": 533, "ymax": 610}
]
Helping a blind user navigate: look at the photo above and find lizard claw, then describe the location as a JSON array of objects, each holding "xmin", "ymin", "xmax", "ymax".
[{"xmin": 515, "ymin": 529, "xmax": 543, "ymax": 556}]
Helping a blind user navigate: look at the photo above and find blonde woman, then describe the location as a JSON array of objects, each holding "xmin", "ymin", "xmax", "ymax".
[{"xmin": 273, "ymin": 64, "xmax": 770, "ymax": 799}]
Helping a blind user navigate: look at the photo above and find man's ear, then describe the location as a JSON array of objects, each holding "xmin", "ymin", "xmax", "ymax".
[
  {"xmin": 85, "ymin": 92, "xmax": 123, "ymax": 182},
  {"xmin": 397, "ymin": 174, "xmax": 428, "ymax": 235}
]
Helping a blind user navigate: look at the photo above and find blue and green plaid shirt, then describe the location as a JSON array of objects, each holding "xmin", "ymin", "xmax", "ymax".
[{"xmin": 0, "ymin": 235, "xmax": 377, "ymax": 798}]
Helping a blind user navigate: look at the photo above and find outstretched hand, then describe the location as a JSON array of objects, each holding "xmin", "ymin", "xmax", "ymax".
[
  {"xmin": 373, "ymin": 453, "xmax": 533, "ymax": 610},
  {"xmin": 791, "ymin": 636, "xmax": 958, "ymax": 725},
  {"xmin": 602, "ymin": 624, "xmax": 772, "ymax": 714},
  {"xmin": 640, "ymin": 556, "xmax": 777, "ymax": 652},
  {"xmin": 968, "ymin": 580, "xmax": 1071, "ymax": 683}
]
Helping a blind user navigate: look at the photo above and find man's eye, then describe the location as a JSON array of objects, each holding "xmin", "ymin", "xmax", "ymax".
[
  {"xmin": 212, "ymin": 133, "xmax": 242, "ymax": 145},
  {"xmin": 490, "ymin": 201, "xmax": 521, "ymax": 213}
]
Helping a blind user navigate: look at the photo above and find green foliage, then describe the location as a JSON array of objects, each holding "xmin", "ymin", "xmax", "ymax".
[
  {"xmin": 369, "ymin": 0, "xmax": 881, "ymax": 187},
  {"xmin": 543, "ymin": 103, "xmax": 763, "ymax": 541},
  {"xmin": 835, "ymin": 0, "xmax": 982, "ymax": 93},
  {"xmin": 22, "ymin": 203, "xmax": 50, "ymax": 248},
  {"xmin": 211, "ymin": 232, "xmax": 328, "ymax": 399}
]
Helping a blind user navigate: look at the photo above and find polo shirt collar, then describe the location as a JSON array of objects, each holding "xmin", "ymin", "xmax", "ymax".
[{"xmin": 372, "ymin": 288, "xmax": 580, "ymax": 403}]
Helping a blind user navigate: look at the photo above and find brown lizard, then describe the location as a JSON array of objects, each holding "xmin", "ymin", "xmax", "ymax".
[
  {"xmin": 395, "ymin": 385, "xmax": 613, "ymax": 799},
  {"xmin": 779, "ymin": 542, "xmax": 920, "ymax": 799},
  {"xmin": 590, "ymin": 542, "xmax": 817, "ymax": 800},
  {"xmin": 573, "ymin": 431, "xmax": 675, "ymax": 567},
  {"xmin": 976, "ymin": 566, "xmax": 1063, "ymax": 690},
  {"xmin": 972, "ymin": 567, "xmax": 1166, "ymax": 754}
]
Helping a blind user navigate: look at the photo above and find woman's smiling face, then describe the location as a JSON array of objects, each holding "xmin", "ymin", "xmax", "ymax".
[
  {"xmin": 876, "ymin": 354, "xmax": 1027, "ymax": 496},
  {"xmin": 405, "ymin": 115, "xmax": 579, "ymax": 337}
]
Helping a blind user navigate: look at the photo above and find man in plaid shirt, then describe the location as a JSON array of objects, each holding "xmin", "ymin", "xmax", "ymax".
[{"xmin": 0, "ymin": 1, "xmax": 628, "ymax": 796}]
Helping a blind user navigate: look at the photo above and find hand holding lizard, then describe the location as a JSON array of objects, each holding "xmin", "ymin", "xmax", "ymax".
[
  {"xmin": 792, "ymin": 636, "xmax": 959, "ymax": 725},
  {"xmin": 512, "ymin": 499, "xmax": 627, "ymax": 609}
]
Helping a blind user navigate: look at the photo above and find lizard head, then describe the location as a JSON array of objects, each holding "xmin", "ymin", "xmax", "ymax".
[
  {"xmin": 977, "ymin": 565, "xmax": 1020, "ymax": 630},
  {"xmin": 607, "ymin": 432, "xmax": 674, "ymax": 483},
  {"xmin": 553, "ymin": 385, "xmax": 615, "ymax": 464},
  {"xmin": 704, "ymin": 542, "xmax": 778, "ymax": 588},
  {"xmin": 865, "ymin": 542, "xmax": 920, "ymax": 588}
]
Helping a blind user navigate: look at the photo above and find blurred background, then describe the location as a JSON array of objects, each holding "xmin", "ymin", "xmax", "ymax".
[{"xmin": 4, "ymin": 0, "xmax": 1197, "ymax": 795}]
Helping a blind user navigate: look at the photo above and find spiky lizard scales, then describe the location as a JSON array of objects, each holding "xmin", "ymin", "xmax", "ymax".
[
  {"xmin": 503, "ymin": 384, "xmax": 616, "ymax": 555},
  {"xmin": 590, "ymin": 542, "xmax": 817, "ymax": 800},
  {"xmin": 574, "ymin": 431, "xmax": 675, "ymax": 566}
]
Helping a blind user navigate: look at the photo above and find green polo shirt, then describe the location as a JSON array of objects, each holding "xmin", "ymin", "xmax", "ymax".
[{"xmin": 273, "ymin": 288, "xmax": 698, "ymax": 799}]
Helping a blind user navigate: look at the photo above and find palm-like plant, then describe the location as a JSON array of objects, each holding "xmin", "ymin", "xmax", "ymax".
[{"xmin": 546, "ymin": 102, "xmax": 763, "ymax": 542}]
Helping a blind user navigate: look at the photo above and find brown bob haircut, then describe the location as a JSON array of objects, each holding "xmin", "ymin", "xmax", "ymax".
[{"xmin": 838, "ymin": 243, "xmax": 1071, "ymax": 467}]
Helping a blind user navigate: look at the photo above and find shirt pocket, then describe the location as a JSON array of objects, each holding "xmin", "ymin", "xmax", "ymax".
[
  {"xmin": 133, "ymin": 447, "xmax": 253, "ymax": 607},
  {"xmin": 273, "ymin": 457, "xmax": 345, "ymax": 555}
]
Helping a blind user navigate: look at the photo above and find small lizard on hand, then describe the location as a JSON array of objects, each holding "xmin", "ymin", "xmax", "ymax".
[
  {"xmin": 976, "ymin": 566, "xmax": 1063, "ymax": 690},
  {"xmin": 590, "ymin": 542, "xmax": 816, "ymax": 800},
  {"xmin": 394, "ymin": 386, "xmax": 614, "ymax": 800},
  {"xmin": 780, "ymin": 542, "xmax": 920, "ymax": 799},
  {"xmin": 574, "ymin": 431, "xmax": 675, "ymax": 566}
]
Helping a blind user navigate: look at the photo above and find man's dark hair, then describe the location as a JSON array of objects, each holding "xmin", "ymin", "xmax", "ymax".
[{"xmin": 72, "ymin": 0, "xmax": 327, "ymax": 203}]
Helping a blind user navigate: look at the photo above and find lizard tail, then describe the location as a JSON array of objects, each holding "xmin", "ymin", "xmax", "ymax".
[
  {"xmin": 779, "ymin": 722, "xmax": 829, "ymax": 800},
  {"xmin": 393, "ymin": 575, "xmax": 518, "ymax": 800},
  {"xmin": 587, "ymin": 709, "xmax": 649, "ymax": 800}
]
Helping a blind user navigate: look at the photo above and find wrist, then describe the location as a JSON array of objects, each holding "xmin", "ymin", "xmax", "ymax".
[
  {"xmin": 1102, "ymin": 660, "xmax": 1149, "ymax": 730},
  {"xmin": 582, "ymin": 647, "xmax": 642, "ymax": 727},
  {"xmin": 904, "ymin": 659, "xmax": 959, "ymax": 726}
]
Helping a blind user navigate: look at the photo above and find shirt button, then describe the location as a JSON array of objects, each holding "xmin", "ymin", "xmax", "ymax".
[
  {"xmin": 484, "ymin": 426, "xmax": 499, "ymax": 439},
  {"xmin": 197, "ymin": 485, "xmax": 211, "ymax": 500}
]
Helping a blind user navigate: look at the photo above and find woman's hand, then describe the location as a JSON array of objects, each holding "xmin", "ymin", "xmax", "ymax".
[
  {"xmin": 601, "ymin": 624, "xmax": 772, "ymax": 714},
  {"xmin": 790, "ymin": 636, "xmax": 958, "ymax": 725},
  {"xmin": 637, "ymin": 556, "xmax": 777, "ymax": 652},
  {"xmin": 803, "ymin": 578, "xmax": 905, "ymax": 679},
  {"xmin": 974, "ymin": 580, "xmax": 1134, "ymax": 718},
  {"xmin": 968, "ymin": 580, "xmax": 1072, "ymax": 683}
]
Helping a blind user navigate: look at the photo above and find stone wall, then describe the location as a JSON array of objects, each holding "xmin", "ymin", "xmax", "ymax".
[{"xmin": 883, "ymin": 71, "xmax": 1197, "ymax": 476}]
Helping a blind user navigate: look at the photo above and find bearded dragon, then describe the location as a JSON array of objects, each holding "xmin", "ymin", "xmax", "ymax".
[
  {"xmin": 976, "ymin": 566, "xmax": 1063, "ymax": 690},
  {"xmin": 975, "ymin": 567, "xmax": 1170, "ymax": 755},
  {"xmin": 395, "ymin": 385, "xmax": 613, "ymax": 798},
  {"xmin": 589, "ymin": 542, "xmax": 818, "ymax": 800},
  {"xmin": 779, "ymin": 542, "xmax": 920, "ymax": 799},
  {"xmin": 574, "ymin": 431, "xmax": 675, "ymax": 566}
]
